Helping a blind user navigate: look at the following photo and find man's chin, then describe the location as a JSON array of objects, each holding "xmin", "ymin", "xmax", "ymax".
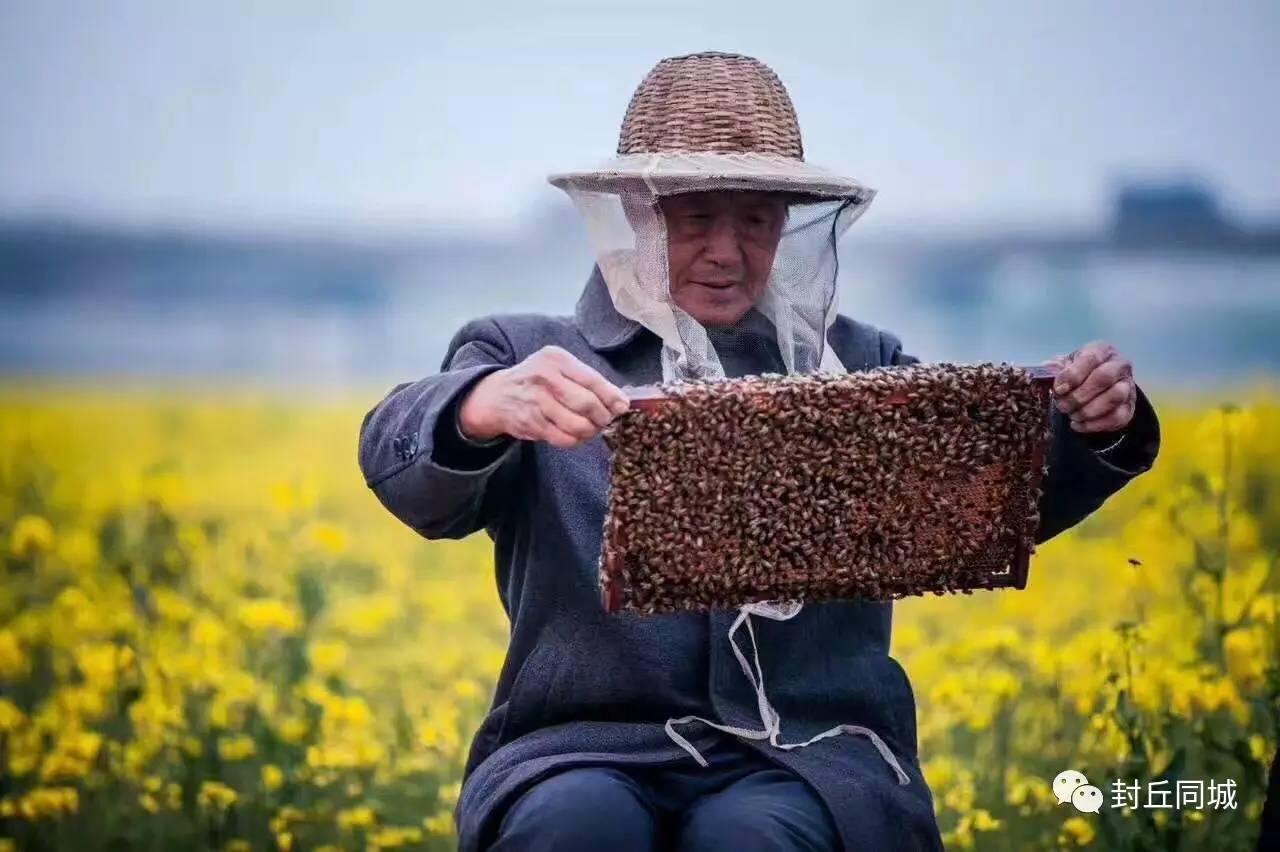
[
  {"xmin": 678, "ymin": 292, "xmax": 752, "ymax": 327},
  {"xmin": 689, "ymin": 307, "xmax": 752, "ymax": 327}
]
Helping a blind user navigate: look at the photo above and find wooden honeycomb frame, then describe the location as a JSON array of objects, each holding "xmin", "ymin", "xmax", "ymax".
[{"xmin": 600, "ymin": 365, "xmax": 1057, "ymax": 614}]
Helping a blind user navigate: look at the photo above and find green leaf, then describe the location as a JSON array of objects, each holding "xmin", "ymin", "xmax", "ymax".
[{"xmin": 1154, "ymin": 746, "xmax": 1186, "ymax": 783}]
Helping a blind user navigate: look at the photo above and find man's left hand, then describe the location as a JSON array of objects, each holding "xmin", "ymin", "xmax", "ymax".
[{"xmin": 1043, "ymin": 341, "xmax": 1138, "ymax": 435}]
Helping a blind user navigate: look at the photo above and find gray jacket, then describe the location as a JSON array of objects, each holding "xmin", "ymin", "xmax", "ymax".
[{"xmin": 357, "ymin": 267, "xmax": 1160, "ymax": 851}]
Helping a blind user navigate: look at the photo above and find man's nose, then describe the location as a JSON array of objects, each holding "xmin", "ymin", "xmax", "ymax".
[{"xmin": 702, "ymin": 218, "xmax": 744, "ymax": 270}]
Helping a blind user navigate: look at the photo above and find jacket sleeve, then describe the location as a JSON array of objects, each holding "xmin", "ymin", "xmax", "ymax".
[
  {"xmin": 881, "ymin": 330, "xmax": 1161, "ymax": 545},
  {"xmin": 357, "ymin": 317, "xmax": 523, "ymax": 540}
]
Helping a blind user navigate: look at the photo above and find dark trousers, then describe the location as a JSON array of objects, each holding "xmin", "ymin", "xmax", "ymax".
[
  {"xmin": 1260, "ymin": 748, "xmax": 1279, "ymax": 851},
  {"xmin": 487, "ymin": 737, "xmax": 839, "ymax": 851}
]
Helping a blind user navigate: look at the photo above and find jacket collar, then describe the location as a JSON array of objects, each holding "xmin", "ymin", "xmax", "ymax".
[{"xmin": 573, "ymin": 264, "xmax": 647, "ymax": 351}]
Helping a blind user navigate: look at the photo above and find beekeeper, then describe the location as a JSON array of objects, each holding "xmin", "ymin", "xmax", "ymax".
[{"xmin": 358, "ymin": 51, "xmax": 1160, "ymax": 852}]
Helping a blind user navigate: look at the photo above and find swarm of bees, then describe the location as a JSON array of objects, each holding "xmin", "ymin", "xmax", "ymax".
[{"xmin": 599, "ymin": 363, "xmax": 1054, "ymax": 615}]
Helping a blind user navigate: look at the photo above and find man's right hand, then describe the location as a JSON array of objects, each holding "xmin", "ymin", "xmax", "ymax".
[{"xmin": 457, "ymin": 346, "xmax": 631, "ymax": 448}]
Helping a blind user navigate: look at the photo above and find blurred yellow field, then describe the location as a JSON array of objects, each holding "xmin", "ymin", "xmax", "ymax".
[{"xmin": 0, "ymin": 385, "xmax": 1275, "ymax": 850}]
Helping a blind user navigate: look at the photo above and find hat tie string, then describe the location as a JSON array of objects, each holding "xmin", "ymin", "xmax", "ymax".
[{"xmin": 664, "ymin": 600, "xmax": 911, "ymax": 786}]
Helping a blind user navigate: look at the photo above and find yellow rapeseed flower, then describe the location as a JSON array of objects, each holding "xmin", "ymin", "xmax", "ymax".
[
  {"xmin": 74, "ymin": 642, "xmax": 134, "ymax": 690},
  {"xmin": 7, "ymin": 727, "xmax": 41, "ymax": 776},
  {"xmin": 10, "ymin": 514, "xmax": 55, "ymax": 557},
  {"xmin": 152, "ymin": 588, "xmax": 195, "ymax": 623},
  {"xmin": 336, "ymin": 804, "xmax": 376, "ymax": 830},
  {"xmin": 237, "ymin": 599, "xmax": 301, "ymax": 635},
  {"xmin": 39, "ymin": 729, "xmax": 102, "ymax": 782},
  {"xmin": 261, "ymin": 763, "xmax": 285, "ymax": 792},
  {"xmin": 198, "ymin": 781, "xmax": 238, "ymax": 811},
  {"xmin": 423, "ymin": 808, "xmax": 456, "ymax": 836},
  {"xmin": 304, "ymin": 521, "xmax": 349, "ymax": 555},
  {"xmin": 334, "ymin": 594, "xmax": 400, "ymax": 639},
  {"xmin": 370, "ymin": 826, "xmax": 424, "ymax": 848},
  {"xmin": 437, "ymin": 780, "xmax": 462, "ymax": 807},
  {"xmin": 277, "ymin": 716, "xmax": 309, "ymax": 744},
  {"xmin": 1059, "ymin": 816, "xmax": 1096, "ymax": 846},
  {"xmin": 1224, "ymin": 627, "xmax": 1267, "ymax": 689},
  {"xmin": 451, "ymin": 679, "xmax": 482, "ymax": 700},
  {"xmin": 307, "ymin": 639, "xmax": 349, "ymax": 676},
  {"xmin": 0, "ymin": 698, "xmax": 27, "ymax": 732},
  {"xmin": 190, "ymin": 614, "xmax": 229, "ymax": 650},
  {"xmin": 0, "ymin": 630, "xmax": 29, "ymax": 680},
  {"xmin": 217, "ymin": 734, "xmax": 256, "ymax": 762},
  {"xmin": 18, "ymin": 786, "xmax": 79, "ymax": 820},
  {"xmin": 1250, "ymin": 734, "xmax": 1274, "ymax": 765}
]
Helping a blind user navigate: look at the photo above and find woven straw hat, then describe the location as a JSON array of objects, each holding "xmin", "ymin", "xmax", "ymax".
[{"xmin": 548, "ymin": 51, "xmax": 874, "ymax": 202}]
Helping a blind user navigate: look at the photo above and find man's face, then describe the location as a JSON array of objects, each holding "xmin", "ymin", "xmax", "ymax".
[{"xmin": 659, "ymin": 190, "xmax": 787, "ymax": 326}]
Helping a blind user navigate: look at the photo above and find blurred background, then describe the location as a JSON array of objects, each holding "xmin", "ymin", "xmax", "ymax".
[
  {"xmin": 2, "ymin": 0, "xmax": 1277, "ymax": 388},
  {"xmin": 1, "ymin": 3, "xmax": 1277, "ymax": 851}
]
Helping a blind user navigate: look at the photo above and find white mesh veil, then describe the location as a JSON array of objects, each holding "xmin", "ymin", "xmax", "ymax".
[{"xmin": 549, "ymin": 152, "xmax": 876, "ymax": 381}]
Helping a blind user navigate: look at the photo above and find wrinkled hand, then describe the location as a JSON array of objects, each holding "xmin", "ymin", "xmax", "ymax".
[
  {"xmin": 458, "ymin": 345, "xmax": 630, "ymax": 448},
  {"xmin": 1043, "ymin": 341, "xmax": 1138, "ymax": 435}
]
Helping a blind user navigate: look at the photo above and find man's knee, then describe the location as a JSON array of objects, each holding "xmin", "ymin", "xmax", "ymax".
[
  {"xmin": 490, "ymin": 766, "xmax": 656, "ymax": 851},
  {"xmin": 679, "ymin": 771, "xmax": 838, "ymax": 852}
]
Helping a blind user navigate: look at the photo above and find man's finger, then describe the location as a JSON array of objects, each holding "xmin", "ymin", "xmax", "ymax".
[
  {"xmin": 1060, "ymin": 357, "xmax": 1128, "ymax": 414},
  {"xmin": 557, "ymin": 357, "xmax": 630, "ymax": 416},
  {"xmin": 530, "ymin": 407, "xmax": 588, "ymax": 448},
  {"xmin": 1070, "ymin": 402, "xmax": 1134, "ymax": 434},
  {"xmin": 536, "ymin": 390, "xmax": 598, "ymax": 440},
  {"xmin": 1042, "ymin": 356, "xmax": 1068, "ymax": 380},
  {"xmin": 1070, "ymin": 379, "xmax": 1132, "ymax": 421},
  {"xmin": 545, "ymin": 372, "xmax": 614, "ymax": 428},
  {"xmin": 509, "ymin": 407, "xmax": 568, "ymax": 444},
  {"xmin": 1053, "ymin": 343, "xmax": 1110, "ymax": 395}
]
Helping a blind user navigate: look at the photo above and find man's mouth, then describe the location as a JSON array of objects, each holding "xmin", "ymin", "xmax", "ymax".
[{"xmin": 692, "ymin": 280, "xmax": 739, "ymax": 290}]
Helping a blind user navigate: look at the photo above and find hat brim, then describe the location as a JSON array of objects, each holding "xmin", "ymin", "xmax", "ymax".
[{"xmin": 547, "ymin": 152, "xmax": 874, "ymax": 205}]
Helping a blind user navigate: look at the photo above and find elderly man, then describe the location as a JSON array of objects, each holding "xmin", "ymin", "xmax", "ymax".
[{"xmin": 358, "ymin": 52, "xmax": 1160, "ymax": 852}]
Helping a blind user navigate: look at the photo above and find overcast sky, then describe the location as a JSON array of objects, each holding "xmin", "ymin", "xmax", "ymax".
[{"xmin": 1, "ymin": 1, "xmax": 1276, "ymax": 237}]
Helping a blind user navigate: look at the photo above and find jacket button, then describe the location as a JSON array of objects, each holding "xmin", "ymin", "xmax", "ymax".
[
  {"xmin": 392, "ymin": 435, "xmax": 417, "ymax": 461},
  {"xmin": 389, "ymin": 434, "xmax": 414, "ymax": 460}
]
